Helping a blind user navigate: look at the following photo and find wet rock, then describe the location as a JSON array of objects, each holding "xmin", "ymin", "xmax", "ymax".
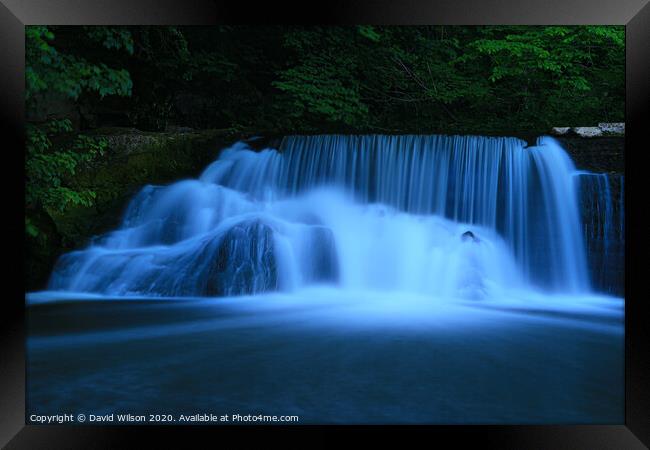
[
  {"xmin": 461, "ymin": 230, "xmax": 479, "ymax": 243},
  {"xmin": 207, "ymin": 220, "xmax": 278, "ymax": 296}
]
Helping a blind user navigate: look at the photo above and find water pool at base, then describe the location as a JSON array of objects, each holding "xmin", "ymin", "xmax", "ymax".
[{"xmin": 26, "ymin": 289, "xmax": 623, "ymax": 424}]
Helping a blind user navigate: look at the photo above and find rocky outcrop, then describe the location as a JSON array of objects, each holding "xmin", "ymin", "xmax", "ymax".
[
  {"xmin": 550, "ymin": 123, "xmax": 624, "ymax": 138},
  {"xmin": 573, "ymin": 127, "xmax": 604, "ymax": 138},
  {"xmin": 598, "ymin": 123, "xmax": 625, "ymax": 134},
  {"xmin": 555, "ymin": 136, "xmax": 624, "ymax": 174},
  {"xmin": 27, "ymin": 127, "xmax": 242, "ymax": 291},
  {"xmin": 208, "ymin": 220, "xmax": 279, "ymax": 297}
]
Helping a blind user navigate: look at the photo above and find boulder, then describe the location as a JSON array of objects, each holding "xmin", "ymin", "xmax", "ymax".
[
  {"xmin": 208, "ymin": 220, "xmax": 278, "ymax": 296},
  {"xmin": 461, "ymin": 230, "xmax": 479, "ymax": 243}
]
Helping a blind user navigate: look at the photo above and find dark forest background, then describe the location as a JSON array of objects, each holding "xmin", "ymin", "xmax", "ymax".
[{"xmin": 25, "ymin": 25, "xmax": 625, "ymax": 289}]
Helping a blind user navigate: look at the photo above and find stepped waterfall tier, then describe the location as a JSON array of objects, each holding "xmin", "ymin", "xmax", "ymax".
[{"xmin": 48, "ymin": 134, "xmax": 622, "ymax": 299}]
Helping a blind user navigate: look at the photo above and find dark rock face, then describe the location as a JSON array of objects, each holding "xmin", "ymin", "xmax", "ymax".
[
  {"xmin": 201, "ymin": 221, "xmax": 339, "ymax": 296},
  {"xmin": 206, "ymin": 221, "xmax": 278, "ymax": 297},
  {"xmin": 556, "ymin": 137, "xmax": 624, "ymax": 174}
]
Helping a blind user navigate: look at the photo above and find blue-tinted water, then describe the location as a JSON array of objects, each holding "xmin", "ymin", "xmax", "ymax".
[
  {"xmin": 28, "ymin": 134, "xmax": 624, "ymax": 424},
  {"xmin": 27, "ymin": 290, "xmax": 623, "ymax": 424}
]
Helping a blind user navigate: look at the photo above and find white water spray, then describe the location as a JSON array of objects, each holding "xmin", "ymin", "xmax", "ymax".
[{"xmin": 48, "ymin": 135, "xmax": 599, "ymax": 299}]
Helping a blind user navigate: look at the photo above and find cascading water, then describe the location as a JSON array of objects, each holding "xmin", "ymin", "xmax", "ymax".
[
  {"xmin": 49, "ymin": 134, "xmax": 611, "ymax": 300},
  {"xmin": 31, "ymin": 134, "xmax": 625, "ymax": 425},
  {"xmin": 577, "ymin": 172, "xmax": 625, "ymax": 295}
]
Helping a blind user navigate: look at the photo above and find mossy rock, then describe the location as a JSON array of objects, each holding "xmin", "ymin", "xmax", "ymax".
[{"xmin": 28, "ymin": 127, "xmax": 244, "ymax": 290}]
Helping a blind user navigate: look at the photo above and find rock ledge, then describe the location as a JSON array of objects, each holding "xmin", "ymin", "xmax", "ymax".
[{"xmin": 550, "ymin": 123, "xmax": 624, "ymax": 137}]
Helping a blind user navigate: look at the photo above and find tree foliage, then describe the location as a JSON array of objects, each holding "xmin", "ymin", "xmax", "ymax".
[
  {"xmin": 25, "ymin": 25, "xmax": 624, "ymax": 239},
  {"xmin": 268, "ymin": 26, "xmax": 624, "ymax": 133},
  {"xmin": 26, "ymin": 26, "xmax": 133, "ymax": 239}
]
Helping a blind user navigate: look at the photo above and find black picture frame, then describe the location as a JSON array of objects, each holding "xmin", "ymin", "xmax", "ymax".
[{"xmin": 2, "ymin": 0, "xmax": 648, "ymax": 447}]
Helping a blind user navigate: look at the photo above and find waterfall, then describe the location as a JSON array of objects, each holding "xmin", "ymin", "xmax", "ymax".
[
  {"xmin": 577, "ymin": 172, "xmax": 625, "ymax": 295},
  {"xmin": 49, "ymin": 134, "xmax": 605, "ymax": 298}
]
